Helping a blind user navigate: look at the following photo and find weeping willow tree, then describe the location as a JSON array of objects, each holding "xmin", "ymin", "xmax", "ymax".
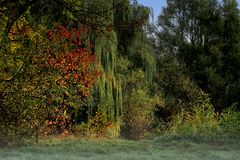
[
  {"xmin": 113, "ymin": 0, "xmax": 156, "ymax": 83},
  {"xmin": 85, "ymin": 0, "xmax": 123, "ymax": 123},
  {"xmin": 94, "ymin": 32, "xmax": 122, "ymax": 121},
  {"xmin": 88, "ymin": 0, "xmax": 157, "ymax": 138}
]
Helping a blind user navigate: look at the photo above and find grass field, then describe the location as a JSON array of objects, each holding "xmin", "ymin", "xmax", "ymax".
[{"xmin": 0, "ymin": 136, "xmax": 239, "ymax": 160}]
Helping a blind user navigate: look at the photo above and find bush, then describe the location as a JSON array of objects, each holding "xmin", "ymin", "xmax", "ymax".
[
  {"xmin": 165, "ymin": 93, "xmax": 240, "ymax": 141},
  {"xmin": 72, "ymin": 106, "xmax": 120, "ymax": 138},
  {"xmin": 122, "ymin": 89, "xmax": 157, "ymax": 140},
  {"xmin": 220, "ymin": 106, "xmax": 240, "ymax": 138},
  {"xmin": 168, "ymin": 93, "xmax": 222, "ymax": 141},
  {"xmin": 0, "ymin": 23, "xmax": 100, "ymax": 146},
  {"xmin": 154, "ymin": 54, "xmax": 201, "ymax": 123}
]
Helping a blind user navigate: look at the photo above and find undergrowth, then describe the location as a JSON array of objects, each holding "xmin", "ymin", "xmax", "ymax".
[{"xmin": 164, "ymin": 93, "xmax": 240, "ymax": 142}]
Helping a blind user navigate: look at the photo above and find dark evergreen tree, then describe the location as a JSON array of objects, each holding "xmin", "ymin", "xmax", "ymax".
[
  {"xmin": 156, "ymin": 0, "xmax": 240, "ymax": 110},
  {"xmin": 222, "ymin": 0, "xmax": 240, "ymax": 108}
]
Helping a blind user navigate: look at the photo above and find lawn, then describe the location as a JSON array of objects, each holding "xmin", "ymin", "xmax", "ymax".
[{"xmin": 0, "ymin": 136, "xmax": 239, "ymax": 160}]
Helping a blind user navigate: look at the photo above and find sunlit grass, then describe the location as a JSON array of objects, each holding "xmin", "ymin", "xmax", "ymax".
[{"xmin": 0, "ymin": 136, "xmax": 239, "ymax": 160}]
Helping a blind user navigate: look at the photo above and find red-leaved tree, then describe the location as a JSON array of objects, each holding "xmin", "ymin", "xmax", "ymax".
[{"xmin": 34, "ymin": 24, "xmax": 100, "ymax": 133}]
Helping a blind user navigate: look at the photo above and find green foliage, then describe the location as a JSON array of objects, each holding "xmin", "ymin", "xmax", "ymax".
[
  {"xmin": 157, "ymin": 0, "xmax": 240, "ymax": 110},
  {"xmin": 220, "ymin": 106, "xmax": 240, "ymax": 138},
  {"xmin": 153, "ymin": 54, "xmax": 202, "ymax": 126},
  {"xmin": 94, "ymin": 31, "xmax": 121, "ymax": 121},
  {"xmin": 91, "ymin": 0, "xmax": 156, "ymax": 139},
  {"xmin": 121, "ymin": 70, "xmax": 160, "ymax": 140},
  {"xmin": 72, "ymin": 106, "xmax": 120, "ymax": 138},
  {"xmin": 122, "ymin": 89, "xmax": 155, "ymax": 140},
  {"xmin": 168, "ymin": 94, "xmax": 220, "ymax": 140},
  {"xmin": 222, "ymin": 0, "xmax": 240, "ymax": 107},
  {"xmin": 166, "ymin": 93, "xmax": 240, "ymax": 141},
  {"xmin": 0, "ymin": 30, "xmax": 49, "ymax": 145}
]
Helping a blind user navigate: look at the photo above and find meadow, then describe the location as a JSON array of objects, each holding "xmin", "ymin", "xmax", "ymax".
[{"xmin": 0, "ymin": 136, "xmax": 239, "ymax": 160}]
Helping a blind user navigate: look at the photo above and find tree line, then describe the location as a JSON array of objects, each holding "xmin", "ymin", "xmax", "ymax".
[{"xmin": 0, "ymin": 0, "xmax": 239, "ymax": 146}]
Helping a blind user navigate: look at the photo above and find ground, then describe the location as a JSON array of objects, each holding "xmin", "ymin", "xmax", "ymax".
[{"xmin": 0, "ymin": 136, "xmax": 239, "ymax": 160}]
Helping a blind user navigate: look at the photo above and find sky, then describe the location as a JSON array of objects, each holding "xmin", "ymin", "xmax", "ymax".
[
  {"xmin": 137, "ymin": 0, "xmax": 240, "ymax": 22},
  {"xmin": 137, "ymin": 0, "xmax": 166, "ymax": 21}
]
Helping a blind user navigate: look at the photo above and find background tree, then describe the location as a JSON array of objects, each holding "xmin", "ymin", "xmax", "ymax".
[
  {"xmin": 156, "ymin": 0, "xmax": 240, "ymax": 111},
  {"xmin": 222, "ymin": 0, "xmax": 240, "ymax": 108}
]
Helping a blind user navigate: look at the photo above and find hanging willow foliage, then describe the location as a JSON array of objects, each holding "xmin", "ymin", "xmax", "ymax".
[
  {"xmin": 79, "ymin": 0, "xmax": 156, "ymax": 138},
  {"xmin": 94, "ymin": 31, "xmax": 123, "ymax": 121}
]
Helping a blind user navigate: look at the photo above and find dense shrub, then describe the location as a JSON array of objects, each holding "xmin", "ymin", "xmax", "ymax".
[
  {"xmin": 0, "ymin": 23, "xmax": 100, "ymax": 145},
  {"xmin": 0, "ymin": 30, "xmax": 48, "ymax": 145},
  {"xmin": 121, "ymin": 69, "xmax": 160, "ymax": 140},
  {"xmin": 154, "ymin": 54, "xmax": 201, "ymax": 123},
  {"xmin": 122, "ymin": 89, "xmax": 153, "ymax": 140},
  {"xmin": 71, "ymin": 106, "xmax": 120, "ymax": 138},
  {"xmin": 165, "ymin": 93, "xmax": 240, "ymax": 141},
  {"xmin": 220, "ymin": 106, "xmax": 240, "ymax": 138}
]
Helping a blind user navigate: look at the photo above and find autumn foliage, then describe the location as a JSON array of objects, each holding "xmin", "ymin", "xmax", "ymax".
[
  {"xmin": 32, "ymin": 24, "xmax": 101, "ymax": 133},
  {"xmin": 35, "ymin": 24, "xmax": 100, "ymax": 97}
]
